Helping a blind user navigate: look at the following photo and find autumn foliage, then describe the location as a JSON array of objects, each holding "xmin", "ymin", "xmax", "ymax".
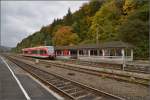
[
  {"xmin": 52, "ymin": 26, "xmax": 79, "ymax": 46},
  {"xmin": 13, "ymin": 0, "xmax": 149, "ymax": 59}
]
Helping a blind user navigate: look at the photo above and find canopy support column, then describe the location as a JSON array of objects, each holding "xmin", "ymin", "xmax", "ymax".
[
  {"xmin": 97, "ymin": 49, "xmax": 99, "ymax": 56},
  {"xmin": 68, "ymin": 50, "xmax": 70, "ymax": 56},
  {"xmin": 102, "ymin": 49, "xmax": 105, "ymax": 58},
  {"xmin": 55, "ymin": 51, "xmax": 57, "ymax": 56},
  {"xmin": 61, "ymin": 51, "xmax": 63, "ymax": 56},
  {"xmin": 77, "ymin": 50, "xmax": 79, "ymax": 57},
  {"xmin": 131, "ymin": 49, "xmax": 133, "ymax": 61},
  {"xmin": 121, "ymin": 48, "xmax": 125, "ymax": 70},
  {"xmin": 88, "ymin": 49, "xmax": 90, "ymax": 57}
]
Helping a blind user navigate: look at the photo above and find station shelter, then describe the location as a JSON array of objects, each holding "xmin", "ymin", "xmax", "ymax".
[
  {"xmin": 55, "ymin": 46, "xmax": 78, "ymax": 59},
  {"xmin": 54, "ymin": 41, "xmax": 134, "ymax": 63}
]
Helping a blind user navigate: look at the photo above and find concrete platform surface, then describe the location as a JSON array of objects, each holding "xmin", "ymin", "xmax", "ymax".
[{"xmin": 0, "ymin": 56, "xmax": 59, "ymax": 100}]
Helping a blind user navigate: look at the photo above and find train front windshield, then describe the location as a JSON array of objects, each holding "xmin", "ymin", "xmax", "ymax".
[{"xmin": 47, "ymin": 46, "xmax": 54, "ymax": 55}]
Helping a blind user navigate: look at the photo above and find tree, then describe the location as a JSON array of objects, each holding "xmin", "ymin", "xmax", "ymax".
[
  {"xmin": 122, "ymin": 0, "xmax": 148, "ymax": 16},
  {"xmin": 63, "ymin": 8, "xmax": 73, "ymax": 26},
  {"xmin": 89, "ymin": 0, "xmax": 123, "ymax": 42},
  {"xmin": 72, "ymin": 18, "xmax": 91, "ymax": 41},
  {"xmin": 118, "ymin": 2, "xmax": 149, "ymax": 59},
  {"xmin": 13, "ymin": 0, "xmax": 149, "ymax": 60},
  {"xmin": 52, "ymin": 26, "xmax": 79, "ymax": 46}
]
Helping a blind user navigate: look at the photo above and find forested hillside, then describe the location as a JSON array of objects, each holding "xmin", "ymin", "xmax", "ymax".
[{"xmin": 13, "ymin": 0, "xmax": 149, "ymax": 59}]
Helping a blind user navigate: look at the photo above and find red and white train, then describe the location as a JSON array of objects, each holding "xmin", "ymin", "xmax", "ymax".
[{"xmin": 22, "ymin": 46, "xmax": 55, "ymax": 59}]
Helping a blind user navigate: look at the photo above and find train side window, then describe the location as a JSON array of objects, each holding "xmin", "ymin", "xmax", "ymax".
[
  {"xmin": 32, "ymin": 50, "xmax": 37, "ymax": 54},
  {"xmin": 24, "ymin": 51, "xmax": 28, "ymax": 54},
  {"xmin": 40, "ymin": 50, "xmax": 43, "ymax": 54},
  {"xmin": 40, "ymin": 50, "xmax": 47, "ymax": 54},
  {"xmin": 43, "ymin": 50, "xmax": 47, "ymax": 54},
  {"xmin": 39, "ymin": 50, "xmax": 42, "ymax": 54},
  {"xmin": 31, "ymin": 50, "xmax": 34, "ymax": 54}
]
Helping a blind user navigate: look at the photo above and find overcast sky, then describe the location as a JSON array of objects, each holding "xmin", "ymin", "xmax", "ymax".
[{"xmin": 1, "ymin": 1, "xmax": 89, "ymax": 47}]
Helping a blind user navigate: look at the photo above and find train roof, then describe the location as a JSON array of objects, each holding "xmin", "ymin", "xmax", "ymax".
[{"xmin": 22, "ymin": 46, "xmax": 54, "ymax": 51}]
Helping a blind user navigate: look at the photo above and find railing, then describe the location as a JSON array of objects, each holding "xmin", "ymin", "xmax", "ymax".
[
  {"xmin": 78, "ymin": 56, "xmax": 133, "ymax": 63},
  {"xmin": 78, "ymin": 55, "xmax": 132, "ymax": 59}
]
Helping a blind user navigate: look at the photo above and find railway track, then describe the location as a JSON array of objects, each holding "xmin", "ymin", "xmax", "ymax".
[
  {"xmin": 40, "ymin": 60, "xmax": 150, "ymax": 86},
  {"xmin": 15, "ymin": 54, "xmax": 150, "ymax": 74},
  {"xmin": 4, "ymin": 55, "xmax": 125, "ymax": 100},
  {"xmin": 6, "ymin": 54, "xmax": 150, "ymax": 86},
  {"xmin": 60, "ymin": 59, "xmax": 150, "ymax": 74}
]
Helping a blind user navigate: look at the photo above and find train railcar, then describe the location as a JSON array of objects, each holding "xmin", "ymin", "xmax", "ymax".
[{"xmin": 22, "ymin": 46, "xmax": 55, "ymax": 59}]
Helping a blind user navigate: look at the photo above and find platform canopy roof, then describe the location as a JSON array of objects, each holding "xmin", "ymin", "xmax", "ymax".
[
  {"xmin": 55, "ymin": 41, "xmax": 134, "ymax": 50},
  {"xmin": 78, "ymin": 41, "xmax": 134, "ymax": 49},
  {"xmin": 55, "ymin": 45, "xmax": 78, "ymax": 50}
]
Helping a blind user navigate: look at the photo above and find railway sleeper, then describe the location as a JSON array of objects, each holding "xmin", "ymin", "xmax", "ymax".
[
  {"xmin": 65, "ymin": 87, "xmax": 82, "ymax": 93},
  {"xmin": 75, "ymin": 93, "xmax": 93, "ymax": 100},
  {"xmin": 54, "ymin": 82, "xmax": 71, "ymax": 86},
  {"xmin": 55, "ymin": 83, "xmax": 69, "ymax": 88},
  {"xmin": 48, "ymin": 78, "xmax": 61, "ymax": 82},
  {"xmin": 39, "ymin": 75, "xmax": 54, "ymax": 79},
  {"xmin": 44, "ymin": 77, "xmax": 57, "ymax": 81},
  {"xmin": 79, "ymin": 95, "xmax": 102, "ymax": 100},
  {"xmin": 50, "ymin": 80, "xmax": 65, "ymax": 84},
  {"xmin": 71, "ymin": 90, "xmax": 89, "ymax": 98},
  {"xmin": 52, "ymin": 81, "xmax": 65, "ymax": 86},
  {"xmin": 58, "ymin": 85, "xmax": 76, "ymax": 90},
  {"xmin": 61, "ymin": 87, "xmax": 78, "ymax": 92}
]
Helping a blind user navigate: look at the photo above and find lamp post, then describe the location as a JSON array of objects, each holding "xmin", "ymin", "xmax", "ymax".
[
  {"xmin": 96, "ymin": 24, "xmax": 100, "ymax": 46},
  {"xmin": 96, "ymin": 24, "xmax": 105, "ymax": 57},
  {"xmin": 96, "ymin": 25, "xmax": 99, "ymax": 46},
  {"xmin": 95, "ymin": 24, "xmax": 104, "ymax": 45}
]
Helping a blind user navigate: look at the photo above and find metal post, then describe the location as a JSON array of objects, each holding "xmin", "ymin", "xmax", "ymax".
[
  {"xmin": 122, "ymin": 49, "xmax": 126, "ymax": 70},
  {"xmin": 102, "ymin": 49, "xmax": 105, "ymax": 58},
  {"xmin": 35, "ymin": 59, "xmax": 39, "ymax": 63},
  {"xmin": 131, "ymin": 49, "xmax": 133, "ymax": 61}
]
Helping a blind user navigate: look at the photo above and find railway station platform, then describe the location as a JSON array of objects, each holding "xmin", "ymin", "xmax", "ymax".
[{"xmin": 0, "ymin": 56, "xmax": 61, "ymax": 100}]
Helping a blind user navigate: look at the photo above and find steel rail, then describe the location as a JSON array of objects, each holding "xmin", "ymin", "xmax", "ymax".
[
  {"xmin": 5, "ymin": 55, "xmax": 125, "ymax": 100},
  {"xmin": 6, "ymin": 54, "xmax": 150, "ymax": 86}
]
